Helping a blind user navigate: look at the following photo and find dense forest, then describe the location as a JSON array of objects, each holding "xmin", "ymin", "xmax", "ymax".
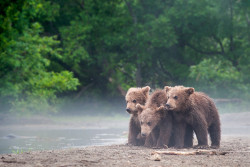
[{"xmin": 0, "ymin": 0, "xmax": 249, "ymax": 114}]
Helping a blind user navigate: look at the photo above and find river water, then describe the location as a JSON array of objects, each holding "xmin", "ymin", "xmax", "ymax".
[
  {"xmin": 1, "ymin": 112, "xmax": 250, "ymax": 154},
  {"xmin": 0, "ymin": 127, "xmax": 127, "ymax": 154}
]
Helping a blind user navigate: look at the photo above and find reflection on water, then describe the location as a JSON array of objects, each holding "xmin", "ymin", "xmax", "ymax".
[{"xmin": 0, "ymin": 128, "xmax": 127, "ymax": 154}]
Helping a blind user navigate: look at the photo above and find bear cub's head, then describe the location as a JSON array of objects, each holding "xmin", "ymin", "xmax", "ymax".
[
  {"xmin": 136, "ymin": 104, "xmax": 165, "ymax": 137},
  {"xmin": 125, "ymin": 86, "xmax": 150, "ymax": 115},
  {"xmin": 164, "ymin": 86, "xmax": 194, "ymax": 111}
]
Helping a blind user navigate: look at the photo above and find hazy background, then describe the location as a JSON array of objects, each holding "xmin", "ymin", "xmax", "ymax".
[{"xmin": 0, "ymin": 0, "xmax": 250, "ymax": 154}]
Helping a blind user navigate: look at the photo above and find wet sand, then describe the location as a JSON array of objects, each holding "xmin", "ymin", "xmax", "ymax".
[{"xmin": 0, "ymin": 135, "xmax": 250, "ymax": 167}]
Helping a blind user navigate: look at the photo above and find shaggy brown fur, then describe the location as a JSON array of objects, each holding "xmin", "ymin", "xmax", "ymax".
[
  {"xmin": 125, "ymin": 86, "xmax": 150, "ymax": 146},
  {"xmin": 165, "ymin": 86, "xmax": 221, "ymax": 149},
  {"xmin": 136, "ymin": 89, "xmax": 173, "ymax": 148}
]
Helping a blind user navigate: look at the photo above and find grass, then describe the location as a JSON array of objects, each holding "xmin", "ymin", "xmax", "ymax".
[
  {"xmin": 12, "ymin": 149, "xmax": 23, "ymax": 154},
  {"xmin": 12, "ymin": 148, "xmax": 33, "ymax": 154}
]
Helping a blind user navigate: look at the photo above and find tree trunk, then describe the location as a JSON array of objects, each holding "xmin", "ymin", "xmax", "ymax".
[
  {"xmin": 124, "ymin": 0, "xmax": 141, "ymax": 87},
  {"xmin": 136, "ymin": 63, "xmax": 142, "ymax": 87}
]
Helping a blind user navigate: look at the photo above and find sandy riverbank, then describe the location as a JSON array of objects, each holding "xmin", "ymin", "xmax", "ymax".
[
  {"xmin": 1, "ymin": 112, "xmax": 250, "ymax": 166},
  {"xmin": 0, "ymin": 135, "xmax": 250, "ymax": 167}
]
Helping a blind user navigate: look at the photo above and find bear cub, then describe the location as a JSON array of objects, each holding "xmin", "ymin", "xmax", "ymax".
[
  {"xmin": 136, "ymin": 89, "xmax": 173, "ymax": 148},
  {"xmin": 125, "ymin": 86, "xmax": 150, "ymax": 146},
  {"xmin": 165, "ymin": 86, "xmax": 221, "ymax": 149}
]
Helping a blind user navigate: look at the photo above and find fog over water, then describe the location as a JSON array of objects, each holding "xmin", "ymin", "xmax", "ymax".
[
  {"xmin": 0, "ymin": 101, "xmax": 250, "ymax": 154},
  {"xmin": 0, "ymin": 127, "xmax": 128, "ymax": 154}
]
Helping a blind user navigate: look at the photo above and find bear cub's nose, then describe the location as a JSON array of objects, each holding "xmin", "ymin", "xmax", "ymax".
[
  {"xmin": 165, "ymin": 103, "xmax": 171, "ymax": 108},
  {"xmin": 126, "ymin": 108, "xmax": 131, "ymax": 113},
  {"xmin": 141, "ymin": 133, "xmax": 146, "ymax": 137}
]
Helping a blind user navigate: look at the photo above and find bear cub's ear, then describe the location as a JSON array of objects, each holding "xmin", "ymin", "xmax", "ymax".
[
  {"xmin": 164, "ymin": 86, "xmax": 171, "ymax": 92},
  {"xmin": 156, "ymin": 106, "xmax": 165, "ymax": 112},
  {"xmin": 142, "ymin": 86, "xmax": 150, "ymax": 95},
  {"xmin": 185, "ymin": 87, "xmax": 195, "ymax": 95},
  {"xmin": 136, "ymin": 104, "xmax": 145, "ymax": 113},
  {"xmin": 156, "ymin": 105, "xmax": 166, "ymax": 116}
]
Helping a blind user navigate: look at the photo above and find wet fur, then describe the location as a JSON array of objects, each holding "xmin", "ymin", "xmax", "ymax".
[
  {"xmin": 165, "ymin": 86, "xmax": 221, "ymax": 148},
  {"xmin": 125, "ymin": 86, "xmax": 150, "ymax": 146},
  {"xmin": 138, "ymin": 89, "xmax": 173, "ymax": 148}
]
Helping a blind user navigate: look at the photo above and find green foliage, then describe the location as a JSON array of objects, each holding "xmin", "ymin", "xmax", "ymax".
[
  {"xmin": 0, "ymin": 23, "xmax": 79, "ymax": 113},
  {"xmin": 0, "ymin": 1, "xmax": 79, "ymax": 113},
  {"xmin": 58, "ymin": 0, "xmax": 134, "ymax": 93},
  {"xmin": 0, "ymin": 0, "xmax": 250, "ymax": 114},
  {"xmin": 190, "ymin": 58, "xmax": 240, "ymax": 83},
  {"xmin": 189, "ymin": 58, "xmax": 243, "ymax": 97}
]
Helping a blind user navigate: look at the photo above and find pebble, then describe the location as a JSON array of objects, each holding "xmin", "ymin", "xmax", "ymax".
[{"xmin": 151, "ymin": 153, "xmax": 161, "ymax": 161}]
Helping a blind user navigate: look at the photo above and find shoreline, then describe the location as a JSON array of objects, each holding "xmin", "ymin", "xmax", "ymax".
[
  {"xmin": 1, "ymin": 135, "xmax": 250, "ymax": 167},
  {"xmin": 1, "ymin": 112, "xmax": 250, "ymax": 166}
]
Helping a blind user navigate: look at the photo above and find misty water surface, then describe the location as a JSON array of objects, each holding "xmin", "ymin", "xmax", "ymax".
[
  {"xmin": 0, "ymin": 127, "xmax": 127, "ymax": 154},
  {"xmin": 1, "ymin": 112, "xmax": 250, "ymax": 154}
]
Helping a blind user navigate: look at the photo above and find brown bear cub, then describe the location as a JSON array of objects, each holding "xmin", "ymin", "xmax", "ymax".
[
  {"xmin": 136, "ymin": 89, "xmax": 173, "ymax": 148},
  {"xmin": 125, "ymin": 86, "xmax": 150, "ymax": 146},
  {"xmin": 165, "ymin": 86, "xmax": 221, "ymax": 149}
]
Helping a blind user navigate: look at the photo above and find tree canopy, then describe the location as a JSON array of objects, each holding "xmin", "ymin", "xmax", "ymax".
[{"xmin": 0, "ymin": 0, "xmax": 249, "ymax": 113}]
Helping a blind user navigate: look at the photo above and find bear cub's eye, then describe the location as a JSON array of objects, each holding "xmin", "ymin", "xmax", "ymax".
[
  {"xmin": 132, "ymin": 99, "xmax": 136, "ymax": 103},
  {"xmin": 140, "ymin": 121, "xmax": 143, "ymax": 125},
  {"xmin": 174, "ymin": 96, "xmax": 178, "ymax": 100},
  {"xmin": 147, "ymin": 122, "xmax": 151, "ymax": 126}
]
